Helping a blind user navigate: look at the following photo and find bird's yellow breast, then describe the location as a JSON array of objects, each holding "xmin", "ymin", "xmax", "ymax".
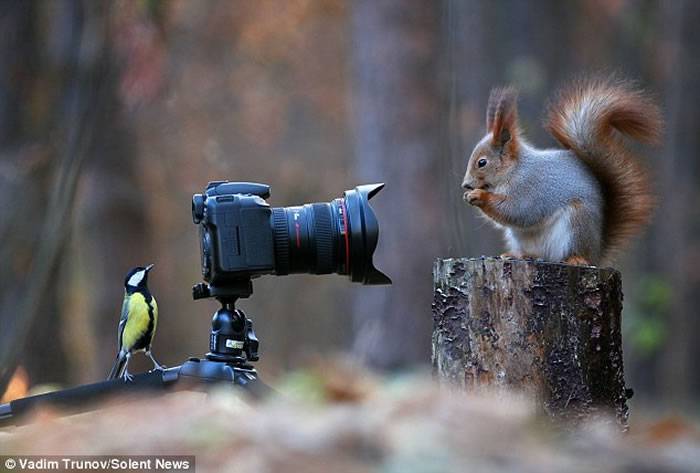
[{"xmin": 122, "ymin": 292, "xmax": 158, "ymax": 351}]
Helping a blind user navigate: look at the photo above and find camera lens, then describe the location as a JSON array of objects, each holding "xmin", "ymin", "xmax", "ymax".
[{"xmin": 271, "ymin": 184, "xmax": 391, "ymax": 285}]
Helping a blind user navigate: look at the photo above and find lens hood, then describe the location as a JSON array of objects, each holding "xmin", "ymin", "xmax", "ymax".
[{"xmin": 344, "ymin": 183, "xmax": 392, "ymax": 285}]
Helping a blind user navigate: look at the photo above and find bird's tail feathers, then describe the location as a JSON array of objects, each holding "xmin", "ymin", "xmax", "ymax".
[{"xmin": 108, "ymin": 352, "xmax": 127, "ymax": 380}]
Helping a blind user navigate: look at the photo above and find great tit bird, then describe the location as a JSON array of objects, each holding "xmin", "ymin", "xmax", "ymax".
[{"xmin": 108, "ymin": 264, "xmax": 163, "ymax": 381}]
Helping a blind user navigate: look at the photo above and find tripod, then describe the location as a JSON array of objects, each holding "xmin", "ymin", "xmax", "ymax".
[{"xmin": 0, "ymin": 281, "xmax": 270, "ymax": 427}]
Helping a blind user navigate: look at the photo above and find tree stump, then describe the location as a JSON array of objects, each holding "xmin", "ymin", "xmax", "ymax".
[{"xmin": 432, "ymin": 257, "xmax": 630, "ymax": 428}]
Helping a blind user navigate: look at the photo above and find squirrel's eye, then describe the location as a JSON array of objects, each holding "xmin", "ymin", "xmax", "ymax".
[{"xmin": 477, "ymin": 158, "xmax": 488, "ymax": 168}]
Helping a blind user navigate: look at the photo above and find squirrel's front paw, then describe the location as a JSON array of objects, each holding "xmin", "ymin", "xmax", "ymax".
[{"xmin": 465, "ymin": 189, "xmax": 487, "ymax": 207}]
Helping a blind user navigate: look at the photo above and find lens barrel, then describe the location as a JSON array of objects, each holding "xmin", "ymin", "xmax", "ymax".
[
  {"xmin": 271, "ymin": 184, "xmax": 391, "ymax": 285},
  {"xmin": 270, "ymin": 202, "xmax": 342, "ymax": 276}
]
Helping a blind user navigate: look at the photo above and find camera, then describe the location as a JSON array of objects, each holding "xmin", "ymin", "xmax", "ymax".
[{"xmin": 191, "ymin": 181, "xmax": 391, "ymax": 299}]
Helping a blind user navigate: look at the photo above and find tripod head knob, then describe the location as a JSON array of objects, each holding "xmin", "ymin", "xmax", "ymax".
[
  {"xmin": 192, "ymin": 283, "xmax": 211, "ymax": 300},
  {"xmin": 206, "ymin": 299, "xmax": 259, "ymax": 365}
]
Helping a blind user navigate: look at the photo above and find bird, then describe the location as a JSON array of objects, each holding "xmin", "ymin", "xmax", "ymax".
[{"xmin": 108, "ymin": 264, "xmax": 164, "ymax": 382}]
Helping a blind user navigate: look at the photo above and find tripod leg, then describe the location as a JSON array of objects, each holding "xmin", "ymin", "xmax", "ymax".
[
  {"xmin": 233, "ymin": 372, "xmax": 275, "ymax": 399},
  {"xmin": 146, "ymin": 350, "xmax": 165, "ymax": 371}
]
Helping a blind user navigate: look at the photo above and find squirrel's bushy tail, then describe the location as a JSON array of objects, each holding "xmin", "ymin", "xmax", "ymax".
[{"xmin": 545, "ymin": 76, "xmax": 662, "ymax": 261}]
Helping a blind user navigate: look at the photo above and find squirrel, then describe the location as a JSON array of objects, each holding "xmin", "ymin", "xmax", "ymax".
[{"xmin": 461, "ymin": 76, "xmax": 662, "ymax": 266}]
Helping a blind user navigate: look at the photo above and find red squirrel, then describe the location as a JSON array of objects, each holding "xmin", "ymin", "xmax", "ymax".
[{"xmin": 462, "ymin": 76, "xmax": 662, "ymax": 266}]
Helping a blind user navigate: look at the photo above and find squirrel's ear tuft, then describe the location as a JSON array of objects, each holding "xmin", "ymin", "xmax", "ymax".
[{"xmin": 487, "ymin": 87, "xmax": 519, "ymax": 148}]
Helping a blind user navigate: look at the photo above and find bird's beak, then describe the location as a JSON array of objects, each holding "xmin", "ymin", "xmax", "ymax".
[{"xmin": 145, "ymin": 264, "xmax": 155, "ymax": 272}]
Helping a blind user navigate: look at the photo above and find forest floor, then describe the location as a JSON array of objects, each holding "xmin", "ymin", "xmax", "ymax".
[{"xmin": 1, "ymin": 362, "xmax": 699, "ymax": 473}]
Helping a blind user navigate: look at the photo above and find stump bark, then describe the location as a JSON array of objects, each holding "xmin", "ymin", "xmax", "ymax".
[{"xmin": 432, "ymin": 257, "xmax": 630, "ymax": 428}]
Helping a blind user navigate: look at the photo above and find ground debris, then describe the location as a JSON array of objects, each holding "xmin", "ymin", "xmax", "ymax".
[{"xmin": 1, "ymin": 368, "xmax": 698, "ymax": 473}]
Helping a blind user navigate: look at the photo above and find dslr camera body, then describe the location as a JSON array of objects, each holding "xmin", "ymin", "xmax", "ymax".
[{"xmin": 192, "ymin": 182, "xmax": 275, "ymax": 298}]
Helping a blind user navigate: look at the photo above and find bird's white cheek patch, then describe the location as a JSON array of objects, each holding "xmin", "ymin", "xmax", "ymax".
[{"xmin": 127, "ymin": 270, "xmax": 145, "ymax": 287}]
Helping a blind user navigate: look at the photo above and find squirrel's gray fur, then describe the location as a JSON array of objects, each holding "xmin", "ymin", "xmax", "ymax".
[{"xmin": 462, "ymin": 77, "xmax": 661, "ymax": 265}]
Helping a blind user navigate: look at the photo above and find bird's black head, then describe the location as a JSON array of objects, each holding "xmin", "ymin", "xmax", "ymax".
[{"xmin": 124, "ymin": 264, "xmax": 154, "ymax": 292}]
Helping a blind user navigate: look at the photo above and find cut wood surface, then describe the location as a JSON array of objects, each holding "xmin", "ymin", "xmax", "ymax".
[{"xmin": 432, "ymin": 257, "xmax": 630, "ymax": 428}]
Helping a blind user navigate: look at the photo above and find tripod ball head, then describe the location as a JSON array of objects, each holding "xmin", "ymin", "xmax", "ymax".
[{"xmin": 207, "ymin": 301, "xmax": 259, "ymax": 364}]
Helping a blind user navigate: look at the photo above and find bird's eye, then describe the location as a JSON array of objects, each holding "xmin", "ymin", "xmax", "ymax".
[{"xmin": 478, "ymin": 158, "xmax": 488, "ymax": 168}]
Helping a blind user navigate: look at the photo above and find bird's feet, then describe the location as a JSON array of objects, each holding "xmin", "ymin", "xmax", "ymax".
[
  {"xmin": 121, "ymin": 370, "xmax": 134, "ymax": 383},
  {"xmin": 146, "ymin": 351, "xmax": 165, "ymax": 372}
]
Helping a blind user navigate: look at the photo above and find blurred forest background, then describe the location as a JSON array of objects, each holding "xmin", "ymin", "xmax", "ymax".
[{"xmin": 0, "ymin": 0, "xmax": 698, "ymax": 412}]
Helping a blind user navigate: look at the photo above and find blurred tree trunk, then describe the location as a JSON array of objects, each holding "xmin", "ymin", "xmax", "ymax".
[
  {"xmin": 0, "ymin": 1, "xmax": 34, "ymax": 148},
  {"xmin": 654, "ymin": 0, "xmax": 698, "ymax": 403},
  {"xmin": 349, "ymin": 0, "xmax": 442, "ymax": 368},
  {"xmin": 0, "ymin": 0, "xmax": 111, "ymax": 392},
  {"xmin": 0, "ymin": 1, "xmax": 57, "ymax": 385}
]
